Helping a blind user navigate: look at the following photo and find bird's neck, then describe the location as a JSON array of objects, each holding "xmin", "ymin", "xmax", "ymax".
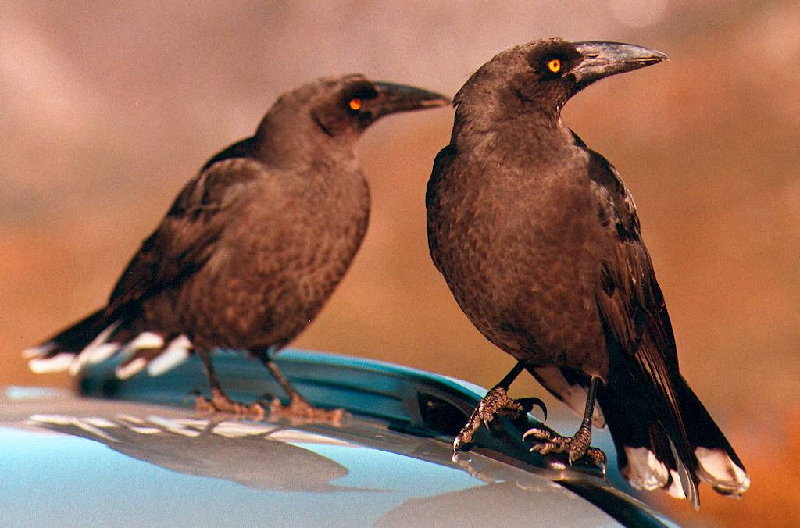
[
  {"xmin": 452, "ymin": 99, "xmax": 569, "ymax": 154},
  {"xmin": 253, "ymin": 110, "xmax": 359, "ymax": 171}
]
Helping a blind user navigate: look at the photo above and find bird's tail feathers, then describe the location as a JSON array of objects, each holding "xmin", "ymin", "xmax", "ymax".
[
  {"xmin": 24, "ymin": 310, "xmax": 192, "ymax": 379},
  {"xmin": 675, "ymin": 378, "xmax": 749, "ymax": 497},
  {"xmin": 114, "ymin": 333, "xmax": 192, "ymax": 379},
  {"xmin": 597, "ymin": 379, "xmax": 699, "ymax": 507},
  {"xmin": 600, "ymin": 373, "xmax": 749, "ymax": 509},
  {"xmin": 24, "ymin": 309, "xmax": 115, "ymax": 372}
]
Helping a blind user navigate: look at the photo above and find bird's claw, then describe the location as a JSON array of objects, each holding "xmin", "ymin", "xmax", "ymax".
[
  {"xmin": 194, "ymin": 389, "xmax": 266, "ymax": 419},
  {"xmin": 516, "ymin": 397, "xmax": 548, "ymax": 421},
  {"xmin": 453, "ymin": 386, "xmax": 546, "ymax": 452},
  {"xmin": 268, "ymin": 395, "xmax": 348, "ymax": 426},
  {"xmin": 523, "ymin": 426, "xmax": 606, "ymax": 468}
]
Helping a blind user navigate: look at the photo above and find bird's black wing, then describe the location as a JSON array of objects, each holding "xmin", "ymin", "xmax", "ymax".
[
  {"xmin": 587, "ymin": 147, "xmax": 683, "ymax": 416},
  {"xmin": 107, "ymin": 156, "xmax": 266, "ymax": 313},
  {"xmin": 200, "ymin": 136, "xmax": 259, "ymax": 172},
  {"xmin": 585, "ymin": 144, "xmax": 701, "ymax": 504},
  {"xmin": 426, "ymin": 144, "xmax": 458, "ymax": 273}
]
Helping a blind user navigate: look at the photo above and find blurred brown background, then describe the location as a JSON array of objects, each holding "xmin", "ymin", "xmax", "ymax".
[{"xmin": 2, "ymin": 1, "xmax": 799, "ymax": 525}]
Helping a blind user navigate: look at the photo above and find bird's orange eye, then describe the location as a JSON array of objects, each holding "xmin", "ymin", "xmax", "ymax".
[
  {"xmin": 547, "ymin": 59, "xmax": 561, "ymax": 73},
  {"xmin": 348, "ymin": 98, "xmax": 362, "ymax": 111}
]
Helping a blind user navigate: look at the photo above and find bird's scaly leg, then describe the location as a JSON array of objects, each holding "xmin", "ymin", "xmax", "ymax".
[
  {"xmin": 454, "ymin": 362, "xmax": 546, "ymax": 451},
  {"xmin": 194, "ymin": 351, "xmax": 266, "ymax": 418},
  {"xmin": 524, "ymin": 376, "xmax": 606, "ymax": 468},
  {"xmin": 259, "ymin": 350, "xmax": 347, "ymax": 425}
]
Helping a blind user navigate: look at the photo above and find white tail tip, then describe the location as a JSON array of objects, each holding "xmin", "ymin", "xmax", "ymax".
[
  {"xmin": 116, "ymin": 358, "xmax": 147, "ymax": 380},
  {"xmin": 29, "ymin": 353, "xmax": 74, "ymax": 374},
  {"xmin": 623, "ymin": 446, "xmax": 670, "ymax": 491},
  {"xmin": 147, "ymin": 335, "xmax": 191, "ymax": 376},
  {"xmin": 696, "ymin": 447, "xmax": 750, "ymax": 496}
]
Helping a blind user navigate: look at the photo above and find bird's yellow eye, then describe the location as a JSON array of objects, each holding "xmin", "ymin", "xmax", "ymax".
[
  {"xmin": 547, "ymin": 58, "xmax": 561, "ymax": 73},
  {"xmin": 348, "ymin": 98, "xmax": 362, "ymax": 111}
]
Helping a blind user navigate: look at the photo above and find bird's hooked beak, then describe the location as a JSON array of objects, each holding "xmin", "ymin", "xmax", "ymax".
[
  {"xmin": 368, "ymin": 82, "xmax": 451, "ymax": 119},
  {"xmin": 571, "ymin": 41, "xmax": 667, "ymax": 86}
]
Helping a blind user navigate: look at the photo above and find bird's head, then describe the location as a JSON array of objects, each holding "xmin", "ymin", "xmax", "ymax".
[
  {"xmin": 455, "ymin": 38, "xmax": 666, "ymax": 119},
  {"xmin": 266, "ymin": 74, "xmax": 450, "ymax": 140},
  {"xmin": 254, "ymin": 75, "xmax": 449, "ymax": 165}
]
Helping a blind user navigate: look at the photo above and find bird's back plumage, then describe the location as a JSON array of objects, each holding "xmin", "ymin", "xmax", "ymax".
[{"xmin": 30, "ymin": 145, "xmax": 369, "ymax": 378}]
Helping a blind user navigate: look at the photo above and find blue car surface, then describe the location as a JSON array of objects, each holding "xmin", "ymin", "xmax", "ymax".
[{"xmin": 1, "ymin": 350, "xmax": 679, "ymax": 527}]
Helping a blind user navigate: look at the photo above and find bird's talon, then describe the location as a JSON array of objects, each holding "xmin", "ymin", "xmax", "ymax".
[
  {"xmin": 586, "ymin": 447, "xmax": 607, "ymax": 470},
  {"xmin": 268, "ymin": 397, "xmax": 347, "ymax": 425},
  {"xmin": 517, "ymin": 397, "xmax": 548, "ymax": 421},
  {"xmin": 525, "ymin": 427, "xmax": 605, "ymax": 469},
  {"xmin": 523, "ymin": 427, "xmax": 554, "ymax": 441},
  {"xmin": 194, "ymin": 390, "xmax": 266, "ymax": 419}
]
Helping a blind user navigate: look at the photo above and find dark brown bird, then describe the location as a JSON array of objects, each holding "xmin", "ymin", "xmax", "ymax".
[
  {"xmin": 426, "ymin": 39, "xmax": 749, "ymax": 507},
  {"xmin": 25, "ymin": 74, "xmax": 449, "ymax": 420}
]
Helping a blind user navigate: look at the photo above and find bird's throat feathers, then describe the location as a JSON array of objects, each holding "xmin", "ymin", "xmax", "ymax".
[
  {"xmin": 451, "ymin": 90, "xmax": 571, "ymax": 159},
  {"xmin": 254, "ymin": 110, "xmax": 359, "ymax": 171},
  {"xmin": 452, "ymin": 84, "xmax": 568, "ymax": 152}
]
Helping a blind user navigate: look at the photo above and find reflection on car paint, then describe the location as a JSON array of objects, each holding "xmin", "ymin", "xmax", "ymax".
[{"xmin": 24, "ymin": 411, "xmax": 630, "ymax": 527}]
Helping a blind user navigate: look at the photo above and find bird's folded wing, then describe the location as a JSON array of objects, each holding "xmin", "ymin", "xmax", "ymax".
[
  {"xmin": 585, "ymin": 146, "xmax": 684, "ymax": 422},
  {"xmin": 597, "ymin": 241, "xmax": 683, "ymax": 416},
  {"xmin": 425, "ymin": 144, "xmax": 458, "ymax": 273},
  {"xmin": 596, "ymin": 238, "xmax": 700, "ymax": 503},
  {"xmin": 107, "ymin": 158, "xmax": 268, "ymax": 312}
]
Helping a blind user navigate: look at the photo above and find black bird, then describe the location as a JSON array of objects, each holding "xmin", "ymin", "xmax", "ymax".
[
  {"xmin": 26, "ymin": 74, "xmax": 449, "ymax": 420},
  {"xmin": 426, "ymin": 39, "xmax": 749, "ymax": 506}
]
